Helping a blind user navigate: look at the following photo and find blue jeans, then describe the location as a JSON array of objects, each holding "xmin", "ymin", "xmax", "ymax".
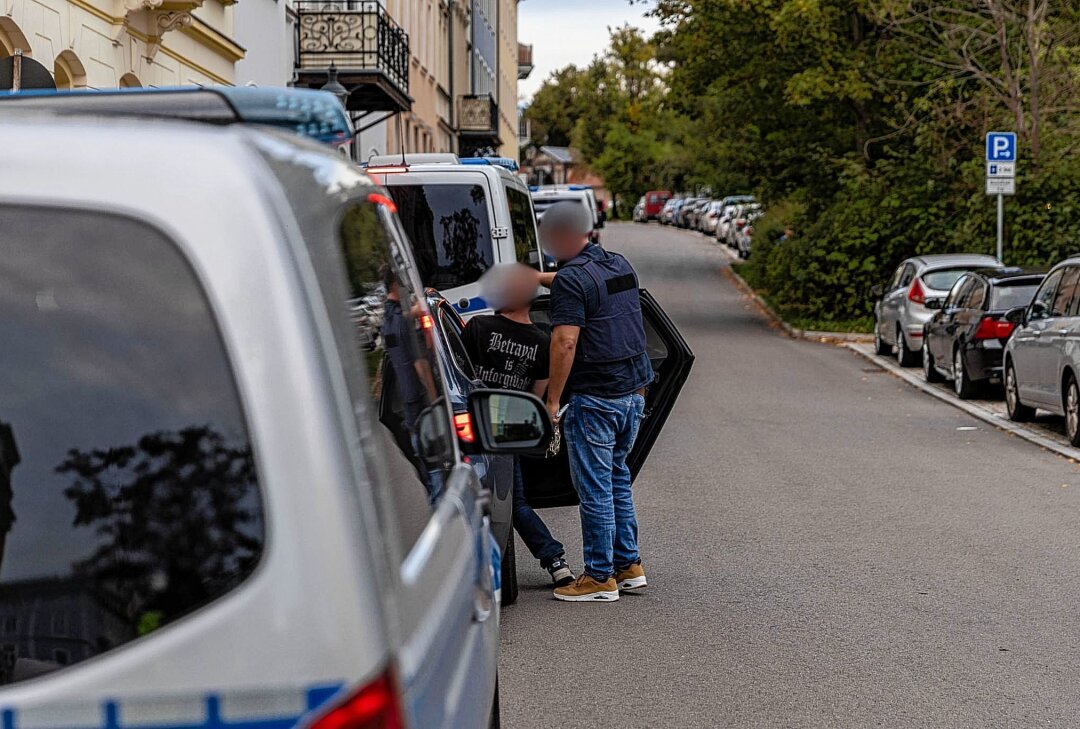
[
  {"xmin": 564, "ymin": 392, "xmax": 646, "ymax": 581},
  {"xmin": 513, "ymin": 457, "xmax": 564, "ymax": 568}
]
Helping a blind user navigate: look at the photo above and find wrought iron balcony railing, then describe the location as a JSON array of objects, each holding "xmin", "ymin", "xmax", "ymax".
[{"xmin": 295, "ymin": 0, "xmax": 410, "ymax": 112}]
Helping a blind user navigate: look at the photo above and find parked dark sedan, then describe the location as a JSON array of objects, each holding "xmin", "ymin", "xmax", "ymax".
[{"xmin": 922, "ymin": 268, "xmax": 1046, "ymax": 397}]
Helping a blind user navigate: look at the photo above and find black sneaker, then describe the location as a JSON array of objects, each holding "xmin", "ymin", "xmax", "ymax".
[{"xmin": 547, "ymin": 558, "xmax": 574, "ymax": 587}]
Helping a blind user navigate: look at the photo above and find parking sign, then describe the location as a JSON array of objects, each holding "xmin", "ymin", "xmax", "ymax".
[{"xmin": 986, "ymin": 132, "xmax": 1017, "ymax": 162}]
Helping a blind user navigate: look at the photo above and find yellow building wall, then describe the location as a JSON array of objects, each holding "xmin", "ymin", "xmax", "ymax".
[
  {"xmin": 0, "ymin": 0, "xmax": 242, "ymax": 89},
  {"xmin": 495, "ymin": 0, "xmax": 517, "ymax": 159}
]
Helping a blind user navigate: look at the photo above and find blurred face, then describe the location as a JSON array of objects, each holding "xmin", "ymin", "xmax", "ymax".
[
  {"xmin": 499, "ymin": 264, "xmax": 539, "ymax": 311},
  {"xmin": 542, "ymin": 226, "xmax": 588, "ymax": 262}
]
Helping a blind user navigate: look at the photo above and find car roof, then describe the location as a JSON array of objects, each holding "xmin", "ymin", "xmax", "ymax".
[
  {"xmin": 967, "ymin": 266, "xmax": 1048, "ymax": 283},
  {"xmin": 913, "ymin": 254, "xmax": 1000, "ymax": 268}
]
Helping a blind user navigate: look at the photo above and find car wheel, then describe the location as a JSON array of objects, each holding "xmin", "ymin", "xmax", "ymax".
[
  {"xmin": 953, "ymin": 347, "xmax": 976, "ymax": 399},
  {"xmin": 500, "ymin": 535, "xmax": 518, "ymax": 607},
  {"xmin": 923, "ymin": 343, "xmax": 944, "ymax": 383},
  {"xmin": 895, "ymin": 328, "xmax": 918, "ymax": 367},
  {"xmin": 1005, "ymin": 360, "xmax": 1035, "ymax": 422},
  {"xmin": 488, "ymin": 676, "xmax": 501, "ymax": 729},
  {"xmin": 874, "ymin": 322, "xmax": 893, "ymax": 356},
  {"xmin": 1066, "ymin": 376, "xmax": 1080, "ymax": 447}
]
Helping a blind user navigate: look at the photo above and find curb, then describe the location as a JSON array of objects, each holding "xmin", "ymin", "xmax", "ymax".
[
  {"xmin": 847, "ymin": 342, "xmax": 1080, "ymax": 463},
  {"xmin": 719, "ymin": 265, "xmax": 873, "ymax": 345}
]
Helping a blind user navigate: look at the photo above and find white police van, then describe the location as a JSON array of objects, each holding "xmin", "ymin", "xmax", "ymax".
[
  {"xmin": 0, "ymin": 93, "xmax": 557, "ymax": 729},
  {"xmin": 365, "ymin": 154, "xmax": 547, "ymax": 317},
  {"xmin": 529, "ymin": 185, "xmax": 604, "ymax": 246}
]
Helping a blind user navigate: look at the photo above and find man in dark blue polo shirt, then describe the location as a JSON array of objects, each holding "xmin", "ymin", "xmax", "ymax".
[{"xmin": 538, "ymin": 201, "xmax": 654, "ymax": 602}]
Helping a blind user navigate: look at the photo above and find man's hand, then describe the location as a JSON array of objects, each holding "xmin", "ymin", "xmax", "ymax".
[{"xmin": 547, "ymin": 399, "xmax": 561, "ymax": 424}]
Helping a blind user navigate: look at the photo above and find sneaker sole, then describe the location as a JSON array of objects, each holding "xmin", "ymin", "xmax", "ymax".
[
  {"xmin": 553, "ymin": 589, "xmax": 620, "ymax": 602},
  {"xmin": 618, "ymin": 576, "xmax": 647, "ymax": 590},
  {"xmin": 549, "ymin": 567, "xmax": 574, "ymax": 586}
]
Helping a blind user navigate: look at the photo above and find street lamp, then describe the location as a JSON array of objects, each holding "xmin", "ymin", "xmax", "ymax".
[{"xmin": 321, "ymin": 62, "xmax": 349, "ymax": 108}]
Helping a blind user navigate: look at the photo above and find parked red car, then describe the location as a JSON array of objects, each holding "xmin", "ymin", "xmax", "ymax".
[{"xmin": 643, "ymin": 190, "xmax": 672, "ymax": 220}]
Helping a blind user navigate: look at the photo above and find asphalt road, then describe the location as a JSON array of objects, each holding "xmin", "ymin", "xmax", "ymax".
[{"xmin": 499, "ymin": 222, "xmax": 1080, "ymax": 728}]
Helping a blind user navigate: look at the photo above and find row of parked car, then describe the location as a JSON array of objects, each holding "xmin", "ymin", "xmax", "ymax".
[
  {"xmin": 872, "ymin": 253, "xmax": 1080, "ymax": 446},
  {"xmin": 0, "ymin": 86, "xmax": 694, "ymax": 728},
  {"xmin": 634, "ymin": 193, "xmax": 763, "ymax": 258}
]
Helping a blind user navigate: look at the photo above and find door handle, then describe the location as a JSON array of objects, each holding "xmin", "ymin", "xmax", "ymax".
[{"xmin": 1054, "ymin": 329, "xmax": 1069, "ymax": 338}]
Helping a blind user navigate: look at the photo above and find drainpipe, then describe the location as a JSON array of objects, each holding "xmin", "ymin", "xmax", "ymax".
[{"xmin": 449, "ymin": 0, "xmax": 455, "ymax": 152}]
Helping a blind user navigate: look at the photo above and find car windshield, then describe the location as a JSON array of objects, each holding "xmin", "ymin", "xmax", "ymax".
[
  {"xmin": 991, "ymin": 282, "xmax": 1041, "ymax": 310},
  {"xmin": 532, "ymin": 196, "xmax": 584, "ymax": 213},
  {"xmin": 922, "ymin": 268, "xmax": 977, "ymax": 292},
  {"xmin": 386, "ymin": 183, "xmax": 495, "ymax": 291}
]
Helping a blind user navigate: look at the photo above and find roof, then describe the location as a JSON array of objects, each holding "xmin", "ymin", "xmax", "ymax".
[
  {"xmin": 539, "ymin": 146, "xmax": 575, "ymax": 164},
  {"xmin": 914, "ymin": 254, "xmax": 999, "ymax": 267},
  {"xmin": 968, "ymin": 266, "xmax": 1048, "ymax": 283}
]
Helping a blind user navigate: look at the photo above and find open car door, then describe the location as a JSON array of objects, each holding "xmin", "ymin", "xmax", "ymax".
[{"xmin": 521, "ymin": 289, "xmax": 695, "ymax": 508}]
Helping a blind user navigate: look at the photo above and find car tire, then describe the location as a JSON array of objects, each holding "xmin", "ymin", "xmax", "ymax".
[
  {"xmin": 1005, "ymin": 360, "xmax": 1036, "ymax": 422},
  {"xmin": 874, "ymin": 323, "xmax": 893, "ymax": 356},
  {"xmin": 488, "ymin": 677, "xmax": 501, "ymax": 729},
  {"xmin": 923, "ymin": 343, "xmax": 944, "ymax": 383},
  {"xmin": 953, "ymin": 346, "xmax": 976, "ymax": 399},
  {"xmin": 500, "ymin": 535, "xmax": 518, "ymax": 607},
  {"xmin": 1066, "ymin": 375, "xmax": 1080, "ymax": 447},
  {"xmin": 895, "ymin": 328, "xmax": 918, "ymax": 367}
]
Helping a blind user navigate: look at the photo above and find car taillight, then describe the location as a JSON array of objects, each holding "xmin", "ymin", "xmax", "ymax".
[
  {"xmin": 974, "ymin": 315, "xmax": 1015, "ymax": 340},
  {"xmin": 745, "ymin": 227, "xmax": 753, "ymax": 236},
  {"xmin": 310, "ymin": 670, "xmax": 405, "ymax": 729},
  {"xmin": 735, "ymin": 219, "xmax": 746, "ymax": 229},
  {"xmin": 454, "ymin": 412, "xmax": 475, "ymax": 443},
  {"xmin": 908, "ymin": 279, "xmax": 926, "ymax": 304}
]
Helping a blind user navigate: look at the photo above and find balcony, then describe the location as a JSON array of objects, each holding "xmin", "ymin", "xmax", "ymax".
[
  {"xmin": 517, "ymin": 43, "xmax": 533, "ymax": 80},
  {"xmin": 294, "ymin": 0, "xmax": 411, "ymax": 113},
  {"xmin": 458, "ymin": 94, "xmax": 502, "ymax": 157}
]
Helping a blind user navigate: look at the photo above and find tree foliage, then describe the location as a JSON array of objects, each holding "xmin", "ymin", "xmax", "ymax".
[{"xmin": 524, "ymin": 1, "xmax": 1080, "ymax": 323}]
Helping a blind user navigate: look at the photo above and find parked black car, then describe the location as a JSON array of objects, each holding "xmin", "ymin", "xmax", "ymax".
[{"xmin": 922, "ymin": 267, "xmax": 1046, "ymax": 398}]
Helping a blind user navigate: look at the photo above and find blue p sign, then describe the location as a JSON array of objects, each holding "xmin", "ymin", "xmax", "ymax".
[{"xmin": 986, "ymin": 132, "xmax": 1017, "ymax": 162}]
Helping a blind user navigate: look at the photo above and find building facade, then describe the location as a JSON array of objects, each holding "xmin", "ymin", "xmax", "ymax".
[
  {"xmin": 233, "ymin": 0, "xmax": 294, "ymax": 86},
  {"xmin": 0, "ymin": 0, "xmax": 244, "ymax": 89}
]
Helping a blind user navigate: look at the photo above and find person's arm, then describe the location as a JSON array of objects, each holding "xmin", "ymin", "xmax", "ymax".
[
  {"xmin": 531, "ymin": 378, "xmax": 549, "ymax": 399},
  {"xmin": 546, "ymin": 325, "xmax": 579, "ymax": 422},
  {"xmin": 414, "ymin": 359, "xmax": 437, "ymax": 401},
  {"xmin": 537, "ymin": 271, "xmax": 557, "ymax": 288}
]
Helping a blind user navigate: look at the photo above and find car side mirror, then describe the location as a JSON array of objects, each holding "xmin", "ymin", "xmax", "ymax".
[
  {"xmin": 869, "ymin": 284, "xmax": 884, "ymax": 298},
  {"xmin": 1005, "ymin": 306, "xmax": 1028, "ymax": 325},
  {"xmin": 467, "ymin": 389, "xmax": 553, "ymax": 456},
  {"xmin": 925, "ymin": 297, "xmax": 945, "ymax": 310},
  {"xmin": 415, "ymin": 400, "xmax": 454, "ymax": 469}
]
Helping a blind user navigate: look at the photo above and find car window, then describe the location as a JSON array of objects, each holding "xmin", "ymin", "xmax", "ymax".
[
  {"xmin": 967, "ymin": 281, "xmax": 986, "ymax": 309},
  {"xmin": 991, "ymin": 282, "xmax": 1041, "ymax": 311},
  {"xmin": 337, "ymin": 200, "xmax": 457, "ymax": 551},
  {"xmin": 945, "ymin": 275, "xmax": 970, "ymax": 308},
  {"xmin": 386, "ymin": 183, "xmax": 495, "ymax": 292},
  {"xmin": 0, "ymin": 206, "xmax": 264, "ymax": 683},
  {"xmin": 506, "ymin": 186, "xmax": 541, "ymax": 268},
  {"xmin": 437, "ymin": 303, "xmax": 476, "ymax": 380},
  {"xmin": 920, "ymin": 267, "xmax": 970, "ymax": 292},
  {"xmin": 1052, "ymin": 267, "xmax": 1080, "ymax": 317},
  {"xmin": 1031, "ymin": 268, "xmax": 1063, "ymax": 318},
  {"xmin": 899, "ymin": 264, "xmax": 916, "ymax": 288}
]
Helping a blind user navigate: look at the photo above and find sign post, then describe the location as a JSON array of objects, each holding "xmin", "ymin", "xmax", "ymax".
[{"xmin": 986, "ymin": 132, "xmax": 1017, "ymax": 263}]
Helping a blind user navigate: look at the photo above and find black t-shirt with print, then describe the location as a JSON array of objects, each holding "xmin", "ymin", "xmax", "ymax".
[{"xmin": 463, "ymin": 314, "xmax": 550, "ymax": 392}]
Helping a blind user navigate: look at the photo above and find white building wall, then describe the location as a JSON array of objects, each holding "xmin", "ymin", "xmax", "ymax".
[{"xmin": 234, "ymin": 0, "xmax": 293, "ymax": 86}]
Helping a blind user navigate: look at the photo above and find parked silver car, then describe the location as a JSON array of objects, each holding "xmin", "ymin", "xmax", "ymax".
[
  {"xmin": 872, "ymin": 254, "xmax": 1000, "ymax": 365},
  {"xmin": 1003, "ymin": 259, "xmax": 1080, "ymax": 444}
]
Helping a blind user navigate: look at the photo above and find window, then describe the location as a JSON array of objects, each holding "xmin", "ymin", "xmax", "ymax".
[
  {"xmin": 991, "ymin": 282, "xmax": 1041, "ymax": 311},
  {"xmin": 387, "ymin": 183, "xmax": 495, "ymax": 291},
  {"xmin": 945, "ymin": 275, "xmax": 971, "ymax": 309},
  {"xmin": 920, "ymin": 268, "xmax": 969, "ymax": 291},
  {"xmin": 1052, "ymin": 267, "xmax": 1080, "ymax": 317},
  {"xmin": 336, "ymin": 201, "xmax": 456, "ymax": 552},
  {"xmin": 506, "ymin": 186, "xmax": 541, "ymax": 267},
  {"xmin": 52, "ymin": 649, "xmax": 69, "ymax": 666},
  {"xmin": 1031, "ymin": 268, "xmax": 1063, "ymax": 319},
  {"xmin": 52, "ymin": 612, "xmax": 67, "ymax": 636},
  {"xmin": 0, "ymin": 206, "xmax": 264, "ymax": 685},
  {"xmin": 437, "ymin": 304, "xmax": 476, "ymax": 380},
  {"xmin": 966, "ymin": 281, "xmax": 986, "ymax": 310}
]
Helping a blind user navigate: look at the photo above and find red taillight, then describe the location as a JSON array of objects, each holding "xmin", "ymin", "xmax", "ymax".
[
  {"xmin": 454, "ymin": 412, "xmax": 475, "ymax": 443},
  {"xmin": 735, "ymin": 219, "xmax": 746, "ymax": 229},
  {"xmin": 311, "ymin": 670, "xmax": 405, "ymax": 729},
  {"xmin": 366, "ymin": 192, "xmax": 399, "ymax": 213},
  {"xmin": 908, "ymin": 279, "xmax": 926, "ymax": 304},
  {"xmin": 974, "ymin": 315, "xmax": 1015, "ymax": 340}
]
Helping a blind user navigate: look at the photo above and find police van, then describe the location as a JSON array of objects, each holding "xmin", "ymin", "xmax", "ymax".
[
  {"xmin": 529, "ymin": 185, "xmax": 604, "ymax": 246},
  {"xmin": 365, "ymin": 154, "xmax": 546, "ymax": 317},
  {"xmin": 0, "ymin": 99, "xmax": 553, "ymax": 728}
]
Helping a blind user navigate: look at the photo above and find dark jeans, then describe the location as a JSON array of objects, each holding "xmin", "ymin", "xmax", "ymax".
[
  {"xmin": 513, "ymin": 457, "xmax": 564, "ymax": 568},
  {"xmin": 564, "ymin": 392, "xmax": 645, "ymax": 581}
]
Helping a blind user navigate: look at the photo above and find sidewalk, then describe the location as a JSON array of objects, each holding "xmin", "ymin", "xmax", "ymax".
[{"xmin": 848, "ymin": 341, "xmax": 1080, "ymax": 462}]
